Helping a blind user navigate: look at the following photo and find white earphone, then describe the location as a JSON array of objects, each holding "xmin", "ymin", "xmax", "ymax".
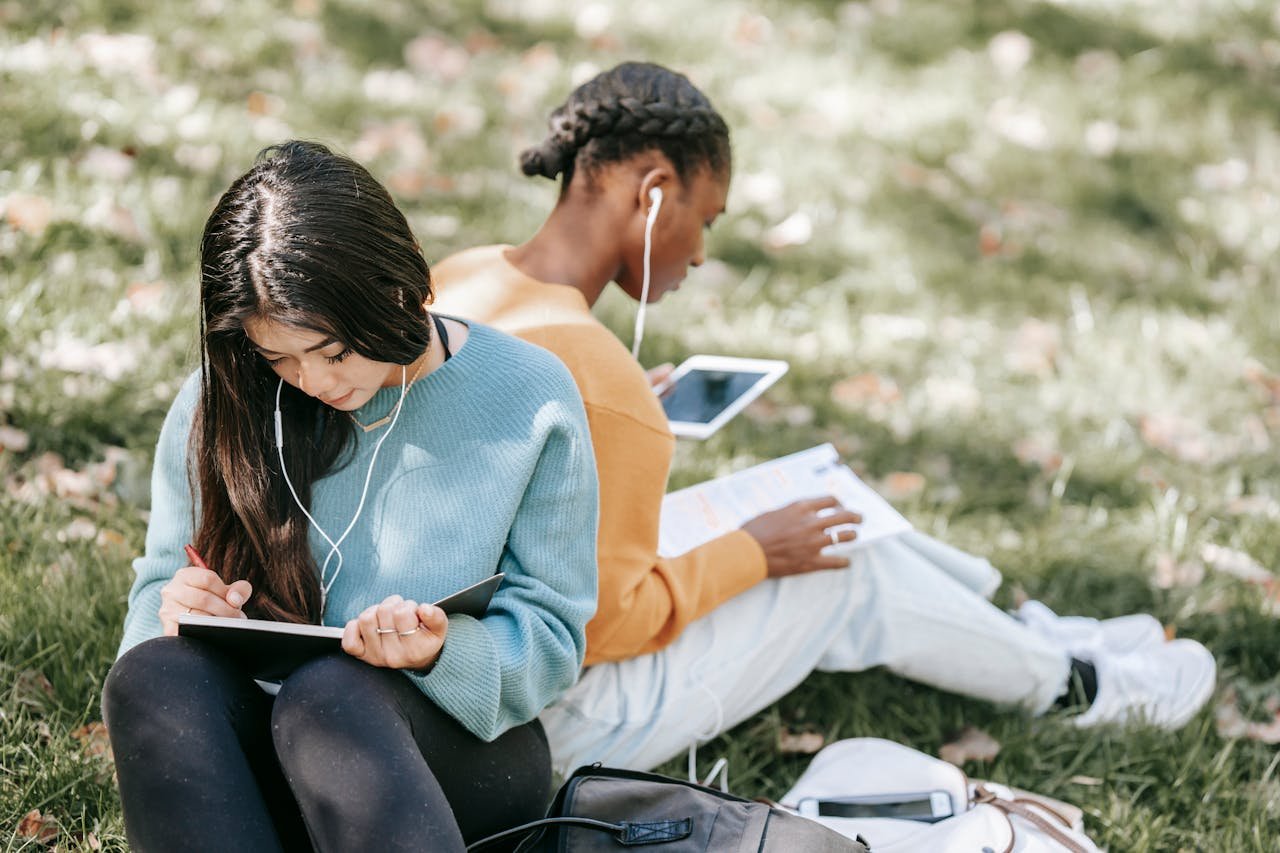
[
  {"xmin": 631, "ymin": 185, "xmax": 663, "ymax": 359},
  {"xmin": 274, "ymin": 368, "xmax": 409, "ymax": 613}
]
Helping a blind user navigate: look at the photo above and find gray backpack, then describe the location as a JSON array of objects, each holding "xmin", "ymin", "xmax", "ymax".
[{"xmin": 468, "ymin": 765, "xmax": 870, "ymax": 852}]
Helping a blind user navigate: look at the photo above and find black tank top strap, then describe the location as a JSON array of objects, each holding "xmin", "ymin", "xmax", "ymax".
[{"xmin": 432, "ymin": 313, "xmax": 452, "ymax": 362}]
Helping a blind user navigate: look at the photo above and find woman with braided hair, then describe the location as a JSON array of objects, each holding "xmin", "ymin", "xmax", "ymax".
[{"xmin": 433, "ymin": 61, "xmax": 1216, "ymax": 775}]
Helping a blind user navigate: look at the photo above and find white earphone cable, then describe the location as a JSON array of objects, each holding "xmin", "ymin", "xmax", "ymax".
[
  {"xmin": 631, "ymin": 186, "xmax": 663, "ymax": 359},
  {"xmin": 275, "ymin": 366, "xmax": 409, "ymax": 613}
]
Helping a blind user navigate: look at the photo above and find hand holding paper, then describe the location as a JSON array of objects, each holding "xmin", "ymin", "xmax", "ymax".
[
  {"xmin": 742, "ymin": 497, "xmax": 864, "ymax": 577},
  {"xmin": 659, "ymin": 445, "xmax": 913, "ymax": 561}
]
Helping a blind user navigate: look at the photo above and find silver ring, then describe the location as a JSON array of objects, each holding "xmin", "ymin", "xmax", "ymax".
[
  {"xmin": 398, "ymin": 626, "xmax": 420, "ymax": 637},
  {"xmin": 829, "ymin": 529, "xmax": 840, "ymax": 546},
  {"xmin": 184, "ymin": 606, "xmax": 193, "ymax": 615},
  {"xmin": 375, "ymin": 627, "xmax": 398, "ymax": 635}
]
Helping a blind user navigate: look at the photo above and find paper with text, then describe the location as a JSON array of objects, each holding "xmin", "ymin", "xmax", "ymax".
[{"xmin": 658, "ymin": 444, "xmax": 913, "ymax": 558}]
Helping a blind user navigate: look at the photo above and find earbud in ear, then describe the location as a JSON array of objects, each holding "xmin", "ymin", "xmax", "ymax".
[{"xmin": 649, "ymin": 186, "xmax": 663, "ymax": 204}]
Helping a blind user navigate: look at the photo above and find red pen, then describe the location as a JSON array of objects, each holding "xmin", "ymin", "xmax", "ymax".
[{"xmin": 183, "ymin": 543, "xmax": 209, "ymax": 570}]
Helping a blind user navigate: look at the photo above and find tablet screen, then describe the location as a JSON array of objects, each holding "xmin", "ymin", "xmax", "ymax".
[{"xmin": 660, "ymin": 369, "xmax": 768, "ymax": 425}]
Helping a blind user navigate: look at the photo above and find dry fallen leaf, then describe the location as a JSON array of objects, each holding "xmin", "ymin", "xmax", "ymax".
[
  {"xmin": 57, "ymin": 518, "xmax": 99, "ymax": 542},
  {"xmin": 831, "ymin": 373, "xmax": 901, "ymax": 409},
  {"xmin": 1068, "ymin": 775, "xmax": 1103, "ymax": 786},
  {"xmin": 14, "ymin": 669, "xmax": 55, "ymax": 708},
  {"xmin": 4, "ymin": 192, "xmax": 53, "ymax": 236},
  {"xmin": 1152, "ymin": 552, "xmax": 1206, "ymax": 590},
  {"xmin": 0, "ymin": 424, "xmax": 30, "ymax": 452},
  {"xmin": 1201, "ymin": 544, "xmax": 1274, "ymax": 584},
  {"xmin": 1138, "ymin": 414, "xmax": 1212, "ymax": 464},
  {"xmin": 1214, "ymin": 689, "xmax": 1280, "ymax": 744},
  {"xmin": 1006, "ymin": 318, "xmax": 1060, "ymax": 377},
  {"xmin": 777, "ymin": 729, "xmax": 825, "ymax": 754},
  {"xmin": 1013, "ymin": 434, "xmax": 1063, "ymax": 473},
  {"xmin": 71, "ymin": 721, "xmax": 114, "ymax": 762},
  {"xmin": 940, "ymin": 726, "xmax": 1002, "ymax": 766},
  {"xmin": 126, "ymin": 280, "xmax": 169, "ymax": 316},
  {"xmin": 880, "ymin": 471, "xmax": 926, "ymax": 502},
  {"xmin": 16, "ymin": 809, "xmax": 59, "ymax": 844}
]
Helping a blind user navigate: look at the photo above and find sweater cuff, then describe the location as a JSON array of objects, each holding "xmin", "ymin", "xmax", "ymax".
[
  {"xmin": 713, "ymin": 529, "xmax": 769, "ymax": 599},
  {"xmin": 406, "ymin": 614, "xmax": 501, "ymax": 741}
]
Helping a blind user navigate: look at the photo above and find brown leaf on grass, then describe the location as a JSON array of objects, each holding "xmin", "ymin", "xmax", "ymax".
[
  {"xmin": 78, "ymin": 146, "xmax": 135, "ymax": 182},
  {"xmin": 246, "ymin": 90, "xmax": 284, "ymax": 117},
  {"xmin": 1012, "ymin": 434, "xmax": 1063, "ymax": 473},
  {"xmin": 86, "ymin": 832, "xmax": 102, "ymax": 851},
  {"xmin": 1152, "ymin": 552, "xmax": 1205, "ymax": 589},
  {"xmin": 403, "ymin": 34, "xmax": 469, "ymax": 80},
  {"xmin": 16, "ymin": 809, "xmax": 59, "ymax": 844},
  {"xmin": 1006, "ymin": 319, "xmax": 1060, "ymax": 377},
  {"xmin": 4, "ymin": 193, "xmax": 53, "ymax": 236},
  {"xmin": 880, "ymin": 471, "xmax": 926, "ymax": 502},
  {"xmin": 1225, "ymin": 495, "xmax": 1280, "ymax": 518},
  {"xmin": 1138, "ymin": 414, "xmax": 1212, "ymax": 464},
  {"xmin": 71, "ymin": 721, "xmax": 114, "ymax": 762},
  {"xmin": 1200, "ymin": 544, "xmax": 1274, "ymax": 584},
  {"xmin": 831, "ymin": 373, "xmax": 901, "ymax": 409},
  {"xmin": 1242, "ymin": 359, "xmax": 1280, "ymax": 403},
  {"xmin": 1214, "ymin": 689, "xmax": 1280, "ymax": 744},
  {"xmin": 939, "ymin": 726, "xmax": 1001, "ymax": 766},
  {"xmin": 14, "ymin": 669, "xmax": 55, "ymax": 708},
  {"xmin": 777, "ymin": 729, "xmax": 825, "ymax": 754},
  {"xmin": 0, "ymin": 424, "xmax": 30, "ymax": 452},
  {"xmin": 57, "ymin": 518, "xmax": 98, "ymax": 542},
  {"xmin": 96, "ymin": 528, "xmax": 128, "ymax": 552},
  {"xmin": 979, "ymin": 222, "xmax": 1003, "ymax": 257},
  {"xmin": 126, "ymin": 280, "xmax": 169, "ymax": 316}
]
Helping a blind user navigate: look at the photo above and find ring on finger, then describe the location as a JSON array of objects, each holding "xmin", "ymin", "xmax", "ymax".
[
  {"xmin": 375, "ymin": 626, "xmax": 398, "ymax": 635},
  {"xmin": 398, "ymin": 625, "xmax": 420, "ymax": 637},
  {"xmin": 828, "ymin": 528, "xmax": 840, "ymax": 546},
  {"xmin": 184, "ymin": 606, "xmax": 193, "ymax": 615}
]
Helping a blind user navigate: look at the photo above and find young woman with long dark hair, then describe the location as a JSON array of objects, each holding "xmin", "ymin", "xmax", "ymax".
[
  {"xmin": 103, "ymin": 141, "xmax": 598, "ymax": 851},
  {"xmin": 432, "ymin": 62, "xmax": 1216, "ymax": 775}
]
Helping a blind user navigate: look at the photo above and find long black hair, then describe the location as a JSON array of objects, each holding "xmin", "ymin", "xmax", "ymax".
[
  {"xmin": 520, "ymin": 62, "xmax": 732, "ymax": 189},
  {"xmin": 193, "ymin": 140, "xmax": 433, "ymax": 623}
]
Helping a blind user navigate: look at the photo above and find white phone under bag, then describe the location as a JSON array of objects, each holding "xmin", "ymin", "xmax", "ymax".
[{"xmin": 780, "ymin": 738, "xmax": 1101, "ymax": 853}]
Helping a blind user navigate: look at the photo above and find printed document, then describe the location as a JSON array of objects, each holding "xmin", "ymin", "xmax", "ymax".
[{"xmin": 658, "ymin": 444, "xmax": 913, "ymax": 557}]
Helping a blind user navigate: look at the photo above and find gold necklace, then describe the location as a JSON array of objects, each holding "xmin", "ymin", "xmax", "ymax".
[{"xmin": 350, "ymin": 349, "xmax": 429, "ymax": 432}]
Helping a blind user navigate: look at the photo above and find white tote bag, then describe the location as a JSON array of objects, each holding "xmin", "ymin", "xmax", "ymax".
[{"xmin": 780, "ymin": 738, "xmax": 1100, "ymax": 853}]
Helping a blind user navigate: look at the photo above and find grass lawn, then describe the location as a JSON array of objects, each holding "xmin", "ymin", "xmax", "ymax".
[{"xmin": 3, "ymin": 0, "xmax": 1280, "ymax": 848}]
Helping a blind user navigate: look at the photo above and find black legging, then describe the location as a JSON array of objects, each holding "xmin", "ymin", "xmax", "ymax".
[{"xmin": 102, "ymin": 637, "xmax": 550, "ymax": 852}]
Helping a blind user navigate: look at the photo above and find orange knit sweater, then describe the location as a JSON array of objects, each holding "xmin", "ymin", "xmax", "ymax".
[{"xmin": 433, "ymin": 245, "xmax": 768, "ymax": 665}]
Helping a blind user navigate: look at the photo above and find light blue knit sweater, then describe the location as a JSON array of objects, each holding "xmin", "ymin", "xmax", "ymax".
[{"xmin": 117, "ymin": 323, "xmax": 599, "ymax": 741}]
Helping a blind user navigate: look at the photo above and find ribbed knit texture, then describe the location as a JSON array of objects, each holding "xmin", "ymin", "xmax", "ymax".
[
  {"xmin": 117, "ymin": 323, "xmax": 599, "ymax": 741},
  {"xmin": 433, "ymin": 247, "xmax": 767, "ymax": 665}
]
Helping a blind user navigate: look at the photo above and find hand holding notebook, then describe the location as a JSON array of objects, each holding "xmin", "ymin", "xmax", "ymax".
[{"xmin": 178, "ymin": 573, "xmax": 504, "ymax": 681}]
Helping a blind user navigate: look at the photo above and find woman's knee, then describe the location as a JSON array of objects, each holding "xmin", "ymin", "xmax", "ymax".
[
  {"xmin": 271, "ymin": 655, "xmax": 401, "ymax": 746},
  {"xmin": 103, "ymin": 637, "xmax": 227, "ymax": 727}
]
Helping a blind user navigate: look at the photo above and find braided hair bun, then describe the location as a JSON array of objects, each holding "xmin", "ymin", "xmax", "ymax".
[{"xmin": 518, "ymin": 62, "xmax": 731, "ymax": 187}]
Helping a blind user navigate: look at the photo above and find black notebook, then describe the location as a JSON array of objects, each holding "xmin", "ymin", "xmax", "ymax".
[{"xmin": 178, "ymin": 573, "xmax": 503, "ymax": 681}]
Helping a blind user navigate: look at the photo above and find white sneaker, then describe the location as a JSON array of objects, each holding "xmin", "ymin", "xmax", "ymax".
[
  {"xmin": 1071, "ymin": 639, "xmax": 1217, "ymax": 730},
  {"xmin": 1018, "ymin": 600, "xmax": 1166, "ymax": 658}
]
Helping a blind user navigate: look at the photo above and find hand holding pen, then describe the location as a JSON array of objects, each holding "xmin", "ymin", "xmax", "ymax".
[{"xmin": 156, "ymin": 544, "xmax": 254, "ymax": 636}]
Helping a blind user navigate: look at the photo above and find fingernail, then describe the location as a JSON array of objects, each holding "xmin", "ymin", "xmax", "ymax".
[{"xmin": 227, "ymin": 591, "xmax": 244, "ymax": 607}]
